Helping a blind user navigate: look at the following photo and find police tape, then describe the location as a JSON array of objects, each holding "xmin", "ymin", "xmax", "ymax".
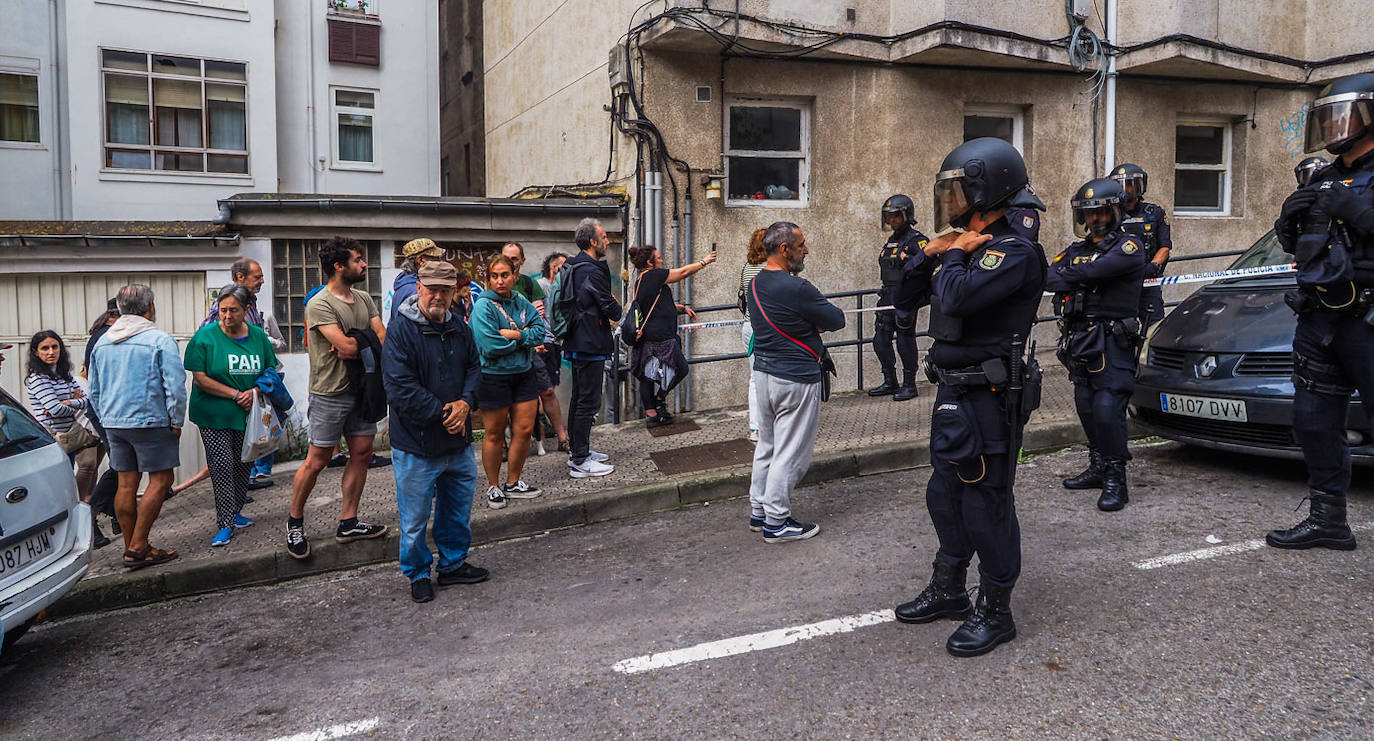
[{"xmin": 675, "ymin": 263, "xmax": 1297, "ymax": 332}]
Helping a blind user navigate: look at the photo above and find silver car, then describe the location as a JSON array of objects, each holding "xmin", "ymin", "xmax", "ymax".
[{"xmin": 0, "ymin": 386, "xmax": 93, "ymax": 653}]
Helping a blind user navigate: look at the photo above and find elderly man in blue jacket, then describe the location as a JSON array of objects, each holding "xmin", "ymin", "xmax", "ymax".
[{"xmin": 381, "ymin": 260, "xmax": 486, "ymax": 603}]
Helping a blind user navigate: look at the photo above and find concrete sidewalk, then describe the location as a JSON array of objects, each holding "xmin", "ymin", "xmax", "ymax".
[{"xmin": 50, "ymin": 372, "xmax": 1087, "ymax": 618}]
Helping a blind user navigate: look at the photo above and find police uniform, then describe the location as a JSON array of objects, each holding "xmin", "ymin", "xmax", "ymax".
[
  {"xmin": 873, "ymin": 224, "xmax": 931, "ymax": 398},
  {"xmin": 1048, "ymin": 229, "xmax": 1147, "ymax": 510},
  {"xmin": 1006, "ymin": 207, "xmax": 1042, "ymax": 243},
  {"xmin": 1120, "ymin": 201, "xmax": 1170, "ymax": 329}
]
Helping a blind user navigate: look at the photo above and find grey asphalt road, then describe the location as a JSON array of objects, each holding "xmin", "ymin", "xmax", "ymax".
[{"xmin": 2, "ymin": 442, "xmax": 1372, "ymax": 739}]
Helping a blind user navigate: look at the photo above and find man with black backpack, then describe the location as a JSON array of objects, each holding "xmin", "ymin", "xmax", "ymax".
[
  {"xmin": 556, "ymin": 218, "xmax": 621, "ymax": 478},
  {"xmin": 745, "ymin": 221, "xmax": 845, "ymax": 542}
]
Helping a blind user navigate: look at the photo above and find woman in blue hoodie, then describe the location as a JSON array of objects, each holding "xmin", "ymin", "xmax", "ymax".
[{"xmin": 470, "ymin": 254, "xmax": 547, "ymax": 510}]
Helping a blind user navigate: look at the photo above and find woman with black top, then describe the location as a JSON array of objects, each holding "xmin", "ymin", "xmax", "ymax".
[{"xmin": 626, "ymin": 245, "xmax": 717, "ymax": 427}]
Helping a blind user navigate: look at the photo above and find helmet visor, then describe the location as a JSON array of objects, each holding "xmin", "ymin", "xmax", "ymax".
[
  {"xmin": 933, "ymin": 172, "xmax": 970, "ymax": 234},
  {"xmin": 1294, "ymin": 160, "xmax": 1323, "ymax": 187},
  {"xmin": 1072, "ymin": 202, "xmax": 1121, "ymax": 239},
  {"xmin": 1111, "ymin": 173, "xmax": 1146, "ymax": 201},
  {"xmin": 1304, "ymin": 95, "xmax": 1374, "ymax": 154}
]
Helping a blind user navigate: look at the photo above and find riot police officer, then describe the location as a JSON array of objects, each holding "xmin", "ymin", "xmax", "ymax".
[
  {"xmin": 893, "ymin": 137, "xmax": 1046, "ymax": 658},
  {"xmin": 1048, "ymin": 179, "xmax": 1147, "ymax": 512},
  {"xmin": 869, "ymin": 194, "xmax": 931, "ymax": 401},
  {"xmin": 1266, "ymin": 72, "xmax": 1374, "ymax": 552},
  {"xmin": 1110, "ymin": 163, "xmax": 1172, "ymax": 330},
  {"xmin": 1294, "ymin": 155, "xmax": 1329, "ymax": 187}
]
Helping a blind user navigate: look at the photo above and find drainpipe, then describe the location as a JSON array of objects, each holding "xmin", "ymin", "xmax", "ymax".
[
  {"xmin": 1103, "ymin": 0, "xmax": 1118, "ymax": 172},
  {"xmin": 680, "ymin": 187, "xmax": 694, "ymax": 411},
  {"xmin": 306, "ymin": 0, "xmax": 319, "ymax": 193},
  {"xmin": 48, "ymin": 0, "xmax": 71, "ymax": 218}
]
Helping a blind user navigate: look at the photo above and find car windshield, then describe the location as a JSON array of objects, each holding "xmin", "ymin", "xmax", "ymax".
[
  {"xmin": 0, "ymin": 389, "xmax": 54, "ymax": 459},
  {"xmin": 1227, "ymin": 230, "xmax": 1290, "ymax": 270}
]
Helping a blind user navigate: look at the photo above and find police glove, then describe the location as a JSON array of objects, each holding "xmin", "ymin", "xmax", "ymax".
[
  {"xmin": 1144, "ymin": 262, "xmax": 1164, "ymax": 279},
  {"xmin": 1318, "ymin": 182, "xmax": 1374, "ymax": 236},
  {"xmin": 1275, "ymin": 189, "xmax": 1318, "ymax": 251}
]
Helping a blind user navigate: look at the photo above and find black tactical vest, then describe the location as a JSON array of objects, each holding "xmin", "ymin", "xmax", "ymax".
[
  {"xmin": 1120, "ymin": 203, "xmax": 1164, "ymax": 260},
  {"xmin": 928, "ymin": 235, "xmax": 1046, "ymax": 348},
  {"xmin": 1053, "ymin": 232, "xmax": 1145, "ymax": 321}
]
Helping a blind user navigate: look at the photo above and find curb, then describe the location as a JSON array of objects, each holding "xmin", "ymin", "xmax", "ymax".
[{"xmin": 45, "ymin": 419, "xmax": 1089, "ymax": 620}]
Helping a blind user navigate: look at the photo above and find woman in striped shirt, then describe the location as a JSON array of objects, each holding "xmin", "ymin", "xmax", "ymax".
[{"xmin": 25, "ymin": 330, "xmax": 108, "ymax": 530}]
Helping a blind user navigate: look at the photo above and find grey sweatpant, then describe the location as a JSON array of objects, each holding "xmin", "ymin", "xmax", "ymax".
[{"xmin": 749, "ymin": 371, "xmax": 822, "ymax": 526}]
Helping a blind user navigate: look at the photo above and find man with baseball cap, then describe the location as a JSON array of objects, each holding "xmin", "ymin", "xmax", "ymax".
[
  {"xmin": 391, "ymin": 238, "xmax": 448, "ymax": 323},
  {"xmin": 382, "ymin": 259, "xmax": 487, "ymax": 603}
]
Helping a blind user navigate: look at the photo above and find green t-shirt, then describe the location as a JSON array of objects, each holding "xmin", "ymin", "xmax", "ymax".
[
  {"xmin": 185, "ymin": 323, "xmax": 278, "ymax": 431},
  {"xmin": 514, "ymin": 273, "xmax": 546, "ymax": 303}
]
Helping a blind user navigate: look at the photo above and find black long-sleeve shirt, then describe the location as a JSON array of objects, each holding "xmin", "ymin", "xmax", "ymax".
[{"xmin": 747, "ymin": 268, "xmax": 846, "ymax": 383}]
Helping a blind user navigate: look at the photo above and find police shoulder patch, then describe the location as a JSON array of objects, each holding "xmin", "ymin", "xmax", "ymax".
[
  {"xmin": 1121, "ymin": 240, "xmax": 1139, "ymax": 255},
  {"xmin": 978, "ymin": 250, "xmax": 1006, "ymax": 270},
  {"xmin": 1022, "ymin": 215, "xmax": 1035, "ymax": 229}
]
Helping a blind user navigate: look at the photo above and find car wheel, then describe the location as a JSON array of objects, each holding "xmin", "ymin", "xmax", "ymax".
[{"xmin": 2, "ymin": 617, "xmax": 36, "ymax": 653}]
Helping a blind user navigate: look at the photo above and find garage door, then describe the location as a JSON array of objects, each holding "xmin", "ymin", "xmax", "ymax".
[{"xmin": 0, "ymin": 272, "xmax": 208, "ymax": 480}]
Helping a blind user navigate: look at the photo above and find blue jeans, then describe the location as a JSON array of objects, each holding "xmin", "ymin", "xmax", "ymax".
[
  {"xmin": 392, "ymin": 447, "xmax": 478, "ymax": 582},
  {"xmin": 249, "ymin": 451, "xmax": 274, "ymax": 479}
]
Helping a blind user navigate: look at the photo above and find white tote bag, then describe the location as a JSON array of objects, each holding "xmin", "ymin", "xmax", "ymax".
[{"xmin": 241, "ymin": 391, "xmax": 283, "ymax": 462}]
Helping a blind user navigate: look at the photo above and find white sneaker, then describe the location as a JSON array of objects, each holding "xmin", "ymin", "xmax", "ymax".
[
  {"xmin": 748, "ymin": 429, "xmax": 759, "ymax": 443},
  {"xmin": 587, "ymin": 450, "xmax": 610, "ymax": 463},
  {"xmin": 568, "ymin": 459, "xmax": 614, "ymax": 478}
]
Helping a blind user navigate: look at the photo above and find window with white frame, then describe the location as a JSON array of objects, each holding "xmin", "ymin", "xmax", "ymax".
[
  {"xmin": 101, "ymin": 49, "xmax": 248, "ymax": 174},
  {"xmin": 332, "ymin": 88, "xmax": 376, "ymax": 166},
  {"xmin": 1174, "ymin": 122, "xmax": 1231, "ymax": 214},
  {"xmin": 963, "ymin": 104, "xmax": 1024, "ymax": 153},
  {"xmin": 725, "ymin": 98, "xmax": 809, "ymax": 205},
  {"xmin": 0, "ymin": 73, "xmax": 40, "ymax": 143}
]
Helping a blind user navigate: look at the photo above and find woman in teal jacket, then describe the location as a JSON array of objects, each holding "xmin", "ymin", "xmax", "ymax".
[{"xmin": 470, "ymin": 254, "xmax": 547, "ymax": 510}]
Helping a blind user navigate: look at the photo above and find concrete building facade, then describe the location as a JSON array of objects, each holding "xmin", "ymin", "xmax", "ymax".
[{"xmin": 475, "ymin": 0, "xmax": 1374, "ymax": 415}]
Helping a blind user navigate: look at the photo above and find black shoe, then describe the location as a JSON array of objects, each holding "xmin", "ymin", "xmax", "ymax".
[
  {"xmin": 286, "ymin": 522, "xmax": 310, "ymax": 560},
  {"xmin": 1266, "ymin": 490, "xmax": 1357, "ymax": 550},
  {"xmin": 411, "ymin": 578, "xmax": 435, "ymax": 603},
  {"xmin": 646, "ymin": 414, "xmax": 671, "ymax": 429},
  {"xmin": 109, "ymin": 515, "xmax": 121, "ymax": 536},
  {"xmin": 92, "ymin": 514, "xmax": 111, "ymax": 550},
  {"xmin": 368, "ymin": 454, "xmax": 392, "ymax": 469},
  {"xmin": 437, "ymin": 562, "xmax": 490, "ymax": 586},
  {"xmin": 246, "ymin": 478, "xmax": 274, "ymax": 491},
  {"xmin": 244, "ymin": 494, "xmax": 255, "ymax": 504},
  {"xmin": 868, "ymin": 377, "xmax": 899, "ymax": 397},
  {"xmin": 947, "ymin": 583, "xmax": 1017, "ymax": 657},
  {"xmin": 1096, "ymin": 458, "xmax": 1129, "ymax": 512},
  {"xmin": 326, "ymin": 453, "xmax": 348, "ymax": 468},
  {"xmin": 335, "ymin": 519, "xmax": 388, "ymax": 543},
  {"xmin": 895, "ymin": 561, "xmax": 972, "ymax": 624},
  {"xmin": 1062, "ymin": 448, "xmax": 1104, "ymax": 489},
  {"xmin": 654, "ymin": 404, "xmax": 675, "ymax": 423},
  {"xmin": 892, "ymin": 384, "xmax": 919, "ymax": 402}
]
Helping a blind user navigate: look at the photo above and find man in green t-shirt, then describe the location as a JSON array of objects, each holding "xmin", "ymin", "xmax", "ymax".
[
  {"xmin": 286, "ymin": 237, "xmax": 390, "ymax": 560},
  {"xmin": 501, "ymin": 242, "xmax": 568, "ymax": 453}
]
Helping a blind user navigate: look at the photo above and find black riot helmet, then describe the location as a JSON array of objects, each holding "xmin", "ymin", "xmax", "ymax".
[
  {"xmin": 881, "ymin": 194, "xmax": 916, "ymax": 230},
  {"xmin": 1071, "ymin": 178, "xmax": 1126, "ymax": 239},
  {"xmin": 1109, "ymin": 163, "xmax": 1148, "ymax": 207},
  {"xmin": 1304, "ymin": 73, "xmax": 1374, "ymax": 156},
  {"xmin": 1294, "ymin": 155, "xmax": 1329, "ymax": 186},
  {"xmin": 933, "ymin": 137, "xmax": 1045, "ymax": 233}
]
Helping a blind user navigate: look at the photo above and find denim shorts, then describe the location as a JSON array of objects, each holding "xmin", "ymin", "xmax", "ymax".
[
  {"xmin": 477, "ymin": 369, "xmax": 542, "ymax": 410},
  {"xmin": 106, "ymin": 427, "xmax": 181, "ymax": 473},
  {"xmin": 307, "ymin": 393, "xmax": 377, "ymax": 447}
]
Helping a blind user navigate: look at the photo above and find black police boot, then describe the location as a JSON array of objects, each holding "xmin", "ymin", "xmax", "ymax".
[
  {"xmin": 1096, "ymin": 458, "xmax": 1129, "ymax": 512},
  {"xmin": 868, "ymin": 371, "xmax": 899, "ymax": 397},
  {"xmin": 895, "ymin": 561, "xmax": 972, "ymax": 624},
  {"xmin": 946, "ymin": 582, "xmax": 1016, "ymax": 657},
  {"xmin": 892, "ymin": 371, "xmax": 919, "ymax": 402},
  {"xmin": 1062, "ymin": 447, "xmax": 1104, "ymax": 490},
  {"xmin": 1265, "ymin": 490, "xmax": 1357, "ymax": 551}
]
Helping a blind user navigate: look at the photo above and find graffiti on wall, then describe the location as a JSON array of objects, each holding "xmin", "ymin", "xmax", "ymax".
[{"xmin": 1280, "ymin": 101, "xmax": 1312, "ymax": 159}]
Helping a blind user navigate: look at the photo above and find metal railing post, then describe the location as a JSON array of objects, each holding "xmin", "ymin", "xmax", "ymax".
[{"xmin": 855, "ymin": 292, "xmax": 865, "ymax": 392}]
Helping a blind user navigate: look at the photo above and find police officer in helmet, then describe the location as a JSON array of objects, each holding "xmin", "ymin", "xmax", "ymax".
[
  {"xmin": 1049, "ymin": 178, "xmax": 1147, "ymax": 512},
  {"xmin": 1267, "ymin": 72, "xmax": 1374, "ymax": 552},
  {"xmin": 893, "ymin": 137, "xmax": 1047, "ymax": 658},
  {"xmin": 1294, "ymin": 155, "xmax": 1330, "ymax": 187},
  {"xmin": 1110, "ymin": 163, "xmax": 1172, "ymax": 331},
  {"xmin": 869, "ymin": 195, "xmax": 932, "ymax": 402}
]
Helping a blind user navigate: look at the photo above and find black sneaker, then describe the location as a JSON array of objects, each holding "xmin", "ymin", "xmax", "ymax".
[
  {"xmin": 486, "ymin": 485, "xmax": 508, "ymax": 509},
  {"xmin": 410, "ymin": 578, "xmax": 435, "ymax": 603},
  {"xmin": 368, "ymin": 454, "xmax": 392, "ymax": 469},
  {"xmin": 437, "ymin": 562, "xmax": 490, "ymax": 586},
  {"xmin": 246, "ymin": 478, "xmax": 274, "ymax": 491},
  {"xmin": 335, "ymin": 519, "xmax": 388, "ymax": 543},
  {"xmin": 762, "ymin": 517, "xmax": 821, "ymax": 543},
  {"xmin": 286, "ymin": 523, "xmax": 310, "ymax": 559},
  {"xmin": 501, "ymin": 480, "xmax": 542, "ymax": 499},
  {"xmin": 749, "ymin": 514, "xmax": 766, "ymax": 532},
  {"xmin": 646, "ymin": 415, "xmax": 671, "ymax": 429},
  {"xmin": 326, "ymin": 453, "xmax": 348, "ymax": 468}
]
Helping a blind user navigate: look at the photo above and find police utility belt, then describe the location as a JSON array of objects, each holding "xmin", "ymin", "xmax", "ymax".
[{"xmin": 1285, "ymin": 284, "xmax": 1374, "ymax": 326}]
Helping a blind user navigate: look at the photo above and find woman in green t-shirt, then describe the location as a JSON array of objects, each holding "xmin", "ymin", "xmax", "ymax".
[{"xmin": 185, "ymin": 285, "xmax": 278, "ymax": 547}]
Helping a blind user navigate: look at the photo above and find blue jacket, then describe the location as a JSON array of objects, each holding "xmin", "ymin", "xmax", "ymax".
[
  {"xmin": 88, "ymin": 316, "xmax": 187, "ymax": 430},
  {"xmin": 390, "ymin": 270, "xmax": 418, "ymax": 323},
  {"xmin": 561, "ymin": 250, "xmax": 621, "ymax": 357},
  {"xmin": 470, "ymin": 291, "xmax": 546, "ymax": 374},
  {"xmin": 381, "ymin": 295, "xmax": 481, "ymax": 457}
]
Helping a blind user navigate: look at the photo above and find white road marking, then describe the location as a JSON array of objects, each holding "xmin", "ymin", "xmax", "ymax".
[
  {"xmin": 267, "ymin": 717, "xmax": 381, "ymax": 741},
  {"xmin": 612, "ymin": 609, "xmax": 895, "ymax": 674},
  {"xmin": 1132, "ymin": 522, "xmax": 1374, "ymax": 570}
]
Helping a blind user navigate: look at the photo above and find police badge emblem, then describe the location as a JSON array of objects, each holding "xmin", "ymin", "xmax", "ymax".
[
  {"xmin": 1122, "ymin": 241, "xmax": 1138, "ymax": 255},
  {"xmin": 1022, "ymin": 215, "xmax": 1034, "ymax": 229},
  {"xmin": 978, "ymin": 250, "xmax": 1006, "ymax": 270}
]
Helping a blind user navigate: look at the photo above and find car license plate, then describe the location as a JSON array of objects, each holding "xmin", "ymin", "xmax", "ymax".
[
  {"xmin": 1159, "ymin": 393, "xmax": 1248, "ymax": 422},
  {"xmin": 0, "ymin": 528, "xmax": 55, "ymax": 577}
]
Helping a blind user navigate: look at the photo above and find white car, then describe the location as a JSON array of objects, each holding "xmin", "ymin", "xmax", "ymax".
[{"xmin": 0, "ymin": 386, "xmax": 93, "ymax": 653}]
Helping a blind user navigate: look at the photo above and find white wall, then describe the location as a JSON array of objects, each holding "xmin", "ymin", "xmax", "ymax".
[
  {"xmin": 62, "ymin": 0, "xmax": 279, "ymax": 221},
  {"xmin": 273, "ymin": 0, "xmax": 440, "ymax": 197},
  {"xmin": 0, "ymin": 0, "xmax": 62, "ymax": 219}
]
